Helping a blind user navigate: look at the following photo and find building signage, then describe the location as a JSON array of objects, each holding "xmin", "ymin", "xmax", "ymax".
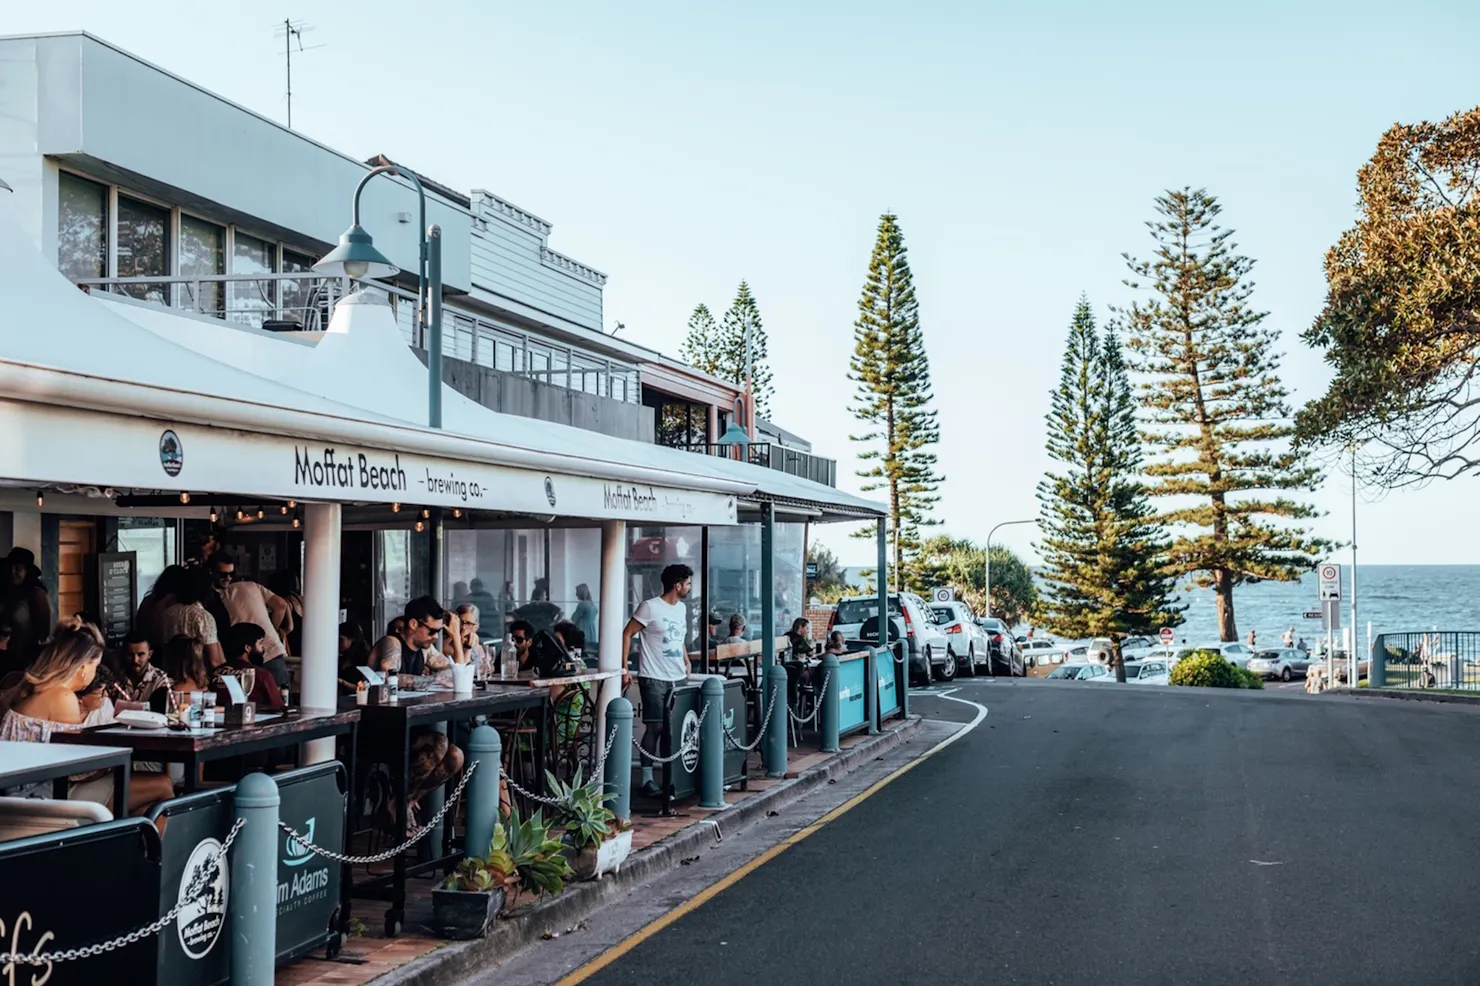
[{"xmin": 0, "ymin": 401, "xmax": 739, "ymax": 526}]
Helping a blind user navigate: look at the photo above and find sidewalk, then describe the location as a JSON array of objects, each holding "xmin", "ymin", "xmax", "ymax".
[{"xmin": 275, "ymin": 716, "xmax": 921, "ymax": 986}]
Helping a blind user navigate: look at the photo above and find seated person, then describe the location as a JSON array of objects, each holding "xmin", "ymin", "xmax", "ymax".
[
  {"xmin": 824, "ymin": 631, "xmax": 848, "ymax": 656},
  {"xmin": 0, "ymin": 629, "xmax": 175, "ymax": 815},
  {"xmin": 723, "ymin": 614, "xmax": 748, "ymax": 645},
  {"xmin": 508, "ymin": 620, "xmax": 536, "ymax": 674},
  {"xmin": 450, "ymin": 604, "xmax": 492, "ymax": 679},
  {"xmin": 213, "ymin": 623, "xmax": 285, "ymax": 710},
  {"xmin": 512, "ymin": 584, "xmax": 562, "ymax": 633},
  {"xmin": 117, "ymin": 631, "xmax": 170, "ymax": 705},
  {"xmin": 370, "ymin": 596, "xmax": 461, "ymax": 677},
  {"xmin": 706, "ymin": 613, "xmax": 724, "ymax": 648},
  {"xmin": 338, "ymin": 621, "xmax": 371, "ymax": 694},
  {"xmin": 152, "ymin": 634, "xmax": 214, "ymax": 713},
  {"xmin": 785, "ymin": 618, "xmax": 814, "ymax": 660}
]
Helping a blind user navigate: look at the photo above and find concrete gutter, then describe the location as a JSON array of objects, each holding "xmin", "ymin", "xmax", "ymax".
[
  {"xmin": 375, "ymin": 716, "xmax": 923, "ymax": 986},
  {"xmin": 1341, "ymin": 687, "xmax": 1480, "ymax": 708}
]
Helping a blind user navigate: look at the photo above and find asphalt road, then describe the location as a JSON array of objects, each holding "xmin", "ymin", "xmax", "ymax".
[{"xmin": 565, "ymin": 680, "xmax": 1480, "ymax": 985}]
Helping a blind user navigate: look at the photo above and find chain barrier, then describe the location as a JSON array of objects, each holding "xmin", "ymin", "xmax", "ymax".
[
  {"xmin": 724, "ymin": 685, "xmax": 780, "ymax": 752},
  {"xmin": 592, "ymin": 723, "xmax": 619, "ymax": 776},
  {"xmin": 0, "ymin": 817, "xmax": 245, "ymax": 967},
  {"xmin": 281, "ymin": 761, "xmax": 479, "ymax": 865},
  {"xmin": 632, "ymin": 700, "xmax": 709, "ymax": 764},
  {"xmin": 786, "ymin": 670, "xmax": 831, "ymax": 727},
  {"xmin": 505, "ymin": 722, "xmax": 620, "ymax": 809}
]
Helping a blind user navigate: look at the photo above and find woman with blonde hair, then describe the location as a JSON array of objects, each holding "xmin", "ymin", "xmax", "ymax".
[{"xmin": 0, "ymin": 628, "xmax": 175, "ymax": 816}]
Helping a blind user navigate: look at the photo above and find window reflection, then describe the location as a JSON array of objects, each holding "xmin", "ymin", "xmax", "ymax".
[
  {"xmin": 58, "ymin": 173, "xmax": 108, "ymax": 283},
  {"xmin": 116, "ymin": 196, "xmax": 171, "ymax": 304},
  {"xmin": 179, "ymin": 215, "xmax": 224, "ymax": 316}
]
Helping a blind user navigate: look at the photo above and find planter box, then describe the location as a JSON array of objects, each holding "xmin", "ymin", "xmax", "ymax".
[
  {"xmin": 432, "ymin": 886, "xmax": 505, "ymax": 940},
  {"xmin": 567, "ymin": 829, "xmax": 633, "ymax": 881}
]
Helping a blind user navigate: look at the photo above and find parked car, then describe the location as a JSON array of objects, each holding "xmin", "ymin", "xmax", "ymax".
[
  {"xmin": 975, "ymin": 618, "xmax": 1026, "ymax": 676},
  {"xmin": 832, "ymin": 592, "xmax": 953, "ymax": 684},
  {"xmin": 1086, "ymin": 638, "xmax": 1116, "ymax": 665},
  {"xmin": 1173, "ymin": 641, "xmax": 1257, "ymax": 668},
  {"xmin": 1047, "ymin": 663, "xmax": 1085, "ymax": 680},
  {"xmin": 931, "ymin": 601, "xmax": 992, "ymax": 676},
  {"xmin": 1123, "ymin": 659, "xmax": 1170, "ymax": 685},
  {"xmin": 1019, "ymin": 639, "xmax": 1064, "ymax": 665},
  {"xmin": 1080, "ymin": 662, "xmax": 1116, "ymax": 682},
  {"xmin": 1246, "ymin": 648, "xmax": 1312, "ymax": 681},
  {"xmin": 1120, "ymin": 636, "xmax": 1163, "ymax": 660},
  {"xmin": 1064, "ymin": 645, "xmax": 1089, "ymax": 662}
]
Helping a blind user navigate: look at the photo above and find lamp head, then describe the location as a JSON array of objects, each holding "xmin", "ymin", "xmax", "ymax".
[{"xmin": 313, "ymin": 224, "xmax": 399, "ymax": 280}]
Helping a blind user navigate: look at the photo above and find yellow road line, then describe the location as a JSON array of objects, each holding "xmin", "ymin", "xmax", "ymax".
[{"xmin": 554, "ymin": 692, "xmax": 988, "ymax": 986}]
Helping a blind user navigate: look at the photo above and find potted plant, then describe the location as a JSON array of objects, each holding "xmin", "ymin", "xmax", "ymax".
[
  {"xmin": 545, "ymin": 767, "xmax": 631, "ymax": 880},
  {"xmin": 499, "ymin": 806, "xmax": 575, "ymax": 914},
  {"xmin": 433, "ymin": 823, "xmax": 514, "ymax": 939}
]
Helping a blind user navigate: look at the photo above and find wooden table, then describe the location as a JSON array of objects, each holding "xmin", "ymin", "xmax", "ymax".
[
  {"xmin": 53, "ymin": 707, "xmax": 361, "ymax": 793},
  {"xmin": 341, "ymin": 685, "xmax": 552, "ymax": 936},
  {"xmin": 0, "ymin": 740, "xmax": 131, "ymax": 812}
]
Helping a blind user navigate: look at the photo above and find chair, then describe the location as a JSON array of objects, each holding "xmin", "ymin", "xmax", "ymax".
[{"xmin": 0, "ymin": 796, "xmax": 112, "ymax": 842}]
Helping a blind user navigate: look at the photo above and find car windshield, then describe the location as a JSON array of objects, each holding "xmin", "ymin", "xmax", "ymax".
[
  {"xmin": 1091, "ymin": 639, "xmax": 1113, "ymax": 649},
  {"xmin": 1124, "ymin": 664, "xmax": 1143, "ymax": 678},
  {"xmin": 1048, "ymin": 666, "xmax": 1077, "ymax": 678},
  {"xmin": 1255, "ymin": 650, "xmax": 1283, "ymax": 660},
  {"xmin": 980, "ymin": 619, "xmax": 1006, "ymax": 632},
  {"xmin": 835, "ymin": 598, "xmax": 897, "ymax": 624}
]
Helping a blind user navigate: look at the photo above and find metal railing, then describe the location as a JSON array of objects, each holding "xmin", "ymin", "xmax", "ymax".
[
  {"xmin": 72, "ymin": 272, "xmax": 642, "ymax": 404},
  {"xmin": 682, "ymin": 441, "xmax": 837, "ymax": 487},
  {"xmin": 1371, "ymin": 632, "xmax": 1480, "ymax": 690}
]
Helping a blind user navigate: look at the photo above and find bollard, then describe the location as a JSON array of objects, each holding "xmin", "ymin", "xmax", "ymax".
[
  {"xmin": 819, "ymin": 653, "xmax": 840, "ymax": 753},
  {"xmin": 603, "ymin": 696, "xmax": 634, "ymax": 821},
  {"xmin": 897, "ymin": 642, "xmax": 909, "ymax": 719},
  {"xmin": 865, "ymin": 648, "xmax": 879, "ymax": 735},
  {"xmin": 232, "ymin": 772, "xmax": 279, "ymax": 986},
  {"xmin": 763, "ymin": 662, "xmax": 788, "ymax": 778},
  {"xmin": 698, "ymin": 677, "xmax": 726, "ymax": 809},
  {"xmin": 465, "ymin": 725, "xmax": 502, "ymax": 858},
  {"xmin": 419, "ymin": 720, "xmax": 448, "ymax": 863}
]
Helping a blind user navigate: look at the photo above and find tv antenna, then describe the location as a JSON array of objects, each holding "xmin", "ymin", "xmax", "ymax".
[{"xmin": 273, "ymin": 19, "xmax": 326, "ymax": 129}]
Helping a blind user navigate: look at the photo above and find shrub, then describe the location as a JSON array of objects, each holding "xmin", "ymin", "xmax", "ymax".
[{"xmin": 1169, "ymin": 650, "xmax": 1262, "ymax": 689}]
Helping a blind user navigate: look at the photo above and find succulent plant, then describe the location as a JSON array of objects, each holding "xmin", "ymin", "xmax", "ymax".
[
  {"xmin": 444, "ymin": 821, "xmax": 515, "ymax": 892},
  {"xmin": 544, "ymin": 766, "xmax": 617, "ymax": 850},
  {"xmin": 499, "ymin": 806, "xmax": 575, "ymax": 906}
]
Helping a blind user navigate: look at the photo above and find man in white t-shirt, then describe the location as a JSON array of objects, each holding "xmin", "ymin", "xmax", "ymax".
[{"xmin": 622, "ymin": 564, "xmax": 693, "ymax": 799}]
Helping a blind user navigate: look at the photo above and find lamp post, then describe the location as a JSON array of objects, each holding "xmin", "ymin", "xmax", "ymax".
[{"xmin": 984, "ymin": 519, "xmax": 1035, "ymax": 621}]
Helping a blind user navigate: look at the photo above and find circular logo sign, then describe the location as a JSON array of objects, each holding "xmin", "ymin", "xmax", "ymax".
[
  {"xmin": 159, "ymin": 430, "xmax": 184, "ymax": 477},
  {"xmin": 932, "ymin": 587, "xmax": 954, "ymax": 604},
  {"xmin": 544, "ymin": 477, "xmax": 557, "ymax": 508},
  {"xmin": 176, "ymin": 837, "xmax": 228, "ymax": 959},
  {"xmin": 679, "ymin": 709, "xmax": 701, "ymax": 773}
]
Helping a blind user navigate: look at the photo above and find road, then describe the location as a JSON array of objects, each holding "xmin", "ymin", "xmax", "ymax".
[{"xmin": 478, "ymin": 680, "xmax": 1480, "ymax": 985}]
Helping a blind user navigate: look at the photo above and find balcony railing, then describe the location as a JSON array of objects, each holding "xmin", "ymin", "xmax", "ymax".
[
  {"xmin": 72, "ymin": 273, "xmax": 642, "ymax": 404},
  {"xmin": 683, "ymin": 442, "xmax": 837, "ymax": 488}
]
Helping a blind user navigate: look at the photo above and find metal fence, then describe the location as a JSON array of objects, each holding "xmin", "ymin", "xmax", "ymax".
[
  {"xmin": 685, "ymin": 441, "xmax": 838, "ymax": 488},
  {"xmin": 1371, "ymin": 632, "xmax": 1480, "ymax": 690}
]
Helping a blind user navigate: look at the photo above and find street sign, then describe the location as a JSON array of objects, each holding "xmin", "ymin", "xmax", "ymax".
[
  {"xmin": 1303, "ymin": 610, "xmax": 1322, "ymax": 620},
  {"xmin": 1322, "ymin": 598, "xmax": 1342, "ymax": 631},
  {"xmin": 1318, "ymin": 563, "xmax": 1342, "ymax": 601},
  {"xmin": 1159, "ymin": 627, "xmax": 1174, "ymax": 645},
  {"xmin": 932, "ymin": 587, "xmax": 955, "ymax": 604}
]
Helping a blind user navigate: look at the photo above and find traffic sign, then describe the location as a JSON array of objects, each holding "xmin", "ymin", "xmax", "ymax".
[
  {"xmin": 932, "ymin": 587, "xmax": 955, "ymax": 604},
  {"xmin": 1322, "ymin": 598, "xmax": 1342, "ymax": 631},
  {"xmin": 1303, "ymin": 610, "xmax": 1322, "ymax": 620},
  {"xmin": 1159, "ymin": 627, "xmax": 1174, "ymax": 645},
  {"xmin": 1318, "ymin": 563, "xmax": 1342, "ymax": 601}
]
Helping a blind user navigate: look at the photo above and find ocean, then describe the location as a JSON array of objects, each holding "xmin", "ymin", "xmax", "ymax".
[{"xmin": 1061, "ymin": 565, "xmax": 1480, "ymax": 647}]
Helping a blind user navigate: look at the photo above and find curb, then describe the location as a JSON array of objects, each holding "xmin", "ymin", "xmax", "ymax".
[
  {"xmin": 374, "ymin": 715, "xmax": 924, "ymax": 986},
  {"xmin": 1340, "ymin": 687, "xmax": 1480, "ymax": 708}
]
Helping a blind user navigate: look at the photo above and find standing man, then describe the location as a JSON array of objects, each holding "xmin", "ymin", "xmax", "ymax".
[
  {"xmin": 1282, "ymin": 626, "xmax": 1296, "ymax": 648},
  {"xmin": 207, "ymin": 553, "xmax": 292, "ymax": 690},
  {"xmin": 1, "ymin": 547, "xmax": 51, "ymax": 673},
  {"xmin": 621, "ymin": 564, "xmax": 693, "ymax": 799}
]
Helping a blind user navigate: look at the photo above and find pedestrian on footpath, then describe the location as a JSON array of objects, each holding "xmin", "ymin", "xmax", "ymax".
[
  {"xmin": 1247, "ymin": 629, "xmax": 1257, "ymax": 648},
  {"xmin": 1282, "ymin": 627, "xmax": 1295, "ymax": 648},
  {"xmin": 621, "ymin": 564, "xmax": 693, "ymax": 799}
]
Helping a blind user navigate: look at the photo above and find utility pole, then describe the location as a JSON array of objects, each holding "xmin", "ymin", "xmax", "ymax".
[{"xmin": 1350, "ymin": 445, "xmax": 1359, "ymax": 686}]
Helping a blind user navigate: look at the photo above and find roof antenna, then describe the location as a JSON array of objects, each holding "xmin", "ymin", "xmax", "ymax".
[{"xmin": 273, "ymin": 18, "xmax": 326, "ymax": 129}]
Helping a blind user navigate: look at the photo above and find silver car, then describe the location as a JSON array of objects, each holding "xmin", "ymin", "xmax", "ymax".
[{"xmin": 1247, "ymin": 647, "xmax": 1315, "ymax": 681}]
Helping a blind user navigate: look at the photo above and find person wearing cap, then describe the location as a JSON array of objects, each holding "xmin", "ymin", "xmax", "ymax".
[
  {"xmin": 2, "ymin": 547, "xmax": 51, "ymax": 674},
  {"xmin": 706, "ymin": 613, "xmax": 724, "ymax": 648}
]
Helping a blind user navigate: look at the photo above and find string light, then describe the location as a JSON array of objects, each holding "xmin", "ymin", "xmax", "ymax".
[
  {"xmin": 256, "ymin": 508, "xmax": 265, "ymax": 520},
  {"xmin": 391, "ymin": 503, "xmax": 401, "ymax": 513},
  {"xmin": 236, "ymin": 510, "xmax": 247, "ymax": 522},
  {"xmin": 209, "ymin": 508, "xmax": 218, "ymax": 524},
  {"xmin": 35, "ymin": 492, "xmax": 44, "ymax": 507},
  {"xmin": 179, "ymin": 492, "xmax": 191, "ymax": 505},
  {"xmin": 414, "ymin": 520, "xmax": 425, "ymax": 533},
  {"xmin": 280, "ymin": 505, "xmax": 289, "ymax": 515},
  {"xmin": 287, "ymin": 500, "xmax": 297, "ymax": 509},
  {"xmin": 452, "ymin": 508, "xmax": 462, "ymax": 519},
  {"xmin": 292, "ymin": 516, "xmax": 301, "ymax": 529},
  {"xmin": 421, "ymin": 508, "xmax": 430, "ymax": 519}
]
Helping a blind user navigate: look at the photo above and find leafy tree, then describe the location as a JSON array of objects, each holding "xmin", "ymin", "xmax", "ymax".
[
  {"xmin": 680, "ymin": 303, "xmax": 721, "ymax": 377},
  {"xmin": 1121, "ymin": 189, "xmax": 1330, "ymax": 642},
  {"xmin": 1034, "ymin": 298, "xmax": 1182, "ymax": 675},
  {"xmin": 915, "ymin": 536, "xmax": 1037, "ymax": 627},
  {"xmin": 806, "ymin": 543, "xmax": 849, "ymax": 603},
  {"xmin": 986, "ymin": 545, "xmax": 1037, "ymax": 629},
  {"xmin": 849, "ymin": 213, "xmax": 943, "ymax": 589},
  {"xmin": 717, "ymin": 281, "xmax": 774, "ymax": 417},
  {"xmin": 1298, "ymin": 106, "xmax": 1480, "ymax": 485}
]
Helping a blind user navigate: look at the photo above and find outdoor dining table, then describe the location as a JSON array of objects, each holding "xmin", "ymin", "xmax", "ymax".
[
  {"xmin": 341, "ymin": 684, "xmax": 552, "ymax": 936},
  {"xmin": 0, "ymin": 739, "xmax": 131, "ymax": 808},
  {"xmin": 52, "ymin": 706, "xmax": 361, "ymax": 793}
]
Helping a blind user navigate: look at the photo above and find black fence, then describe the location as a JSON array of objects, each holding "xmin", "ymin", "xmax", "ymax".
[
  {"xmin": 1371, "ymin": 632, "xmax": 1480, "ymax": 690},
  {"xmin": 684, "ymin": 442, "xmax": 837, "ymax": 488}
]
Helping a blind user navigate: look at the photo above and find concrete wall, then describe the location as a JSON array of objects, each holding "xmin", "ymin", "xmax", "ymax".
[{"xmin": 431, "ymin": 353, "xmax": 655, "ymax": 443}]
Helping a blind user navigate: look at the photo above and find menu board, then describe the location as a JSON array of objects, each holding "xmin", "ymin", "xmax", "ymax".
[{"xmin": 97, "ymin": 550, "xmax": 137, "ymax": 644}]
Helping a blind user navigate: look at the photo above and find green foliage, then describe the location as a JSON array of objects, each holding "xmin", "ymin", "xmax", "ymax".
[
  {"xmin": 544, "ymin": 766, "xmax": 616, "ymax": 850},
  {"xmin": 1035, "ymin": 297, "xmax": 1183, "ymax": 643},
  {"xmin": 807, "ymin": 542, "xmax": 849, "ymax": 603},
  {"xmin": 849, "ymin": 213, "xmax": 943, "ymax": 590},
  {"xmin": 1297, "ymin": 106, "xmax": 1480, "ymax": 486},
  {"xmin": 444, "ymin": 820, "xmax": 515, "ymax": 892},
  {"xmin": 498, "ymin": 806, "xmax": 574, "ymax": 904},
  {"xmin": 915, "ymin": 537, "xmax": 1037, "ymax": 626},
  {"xmin": 720, "ymin": 281, "xmax": 774, "ymax": 416},
  {"xmin": 680, "ymin": 304, "xmax": 721, "ymax": 377},
  {"xmin": 1168, "ymin": 650, "xmax": 1263, "ymax": 689},
  {"xmin": 1121, "ymin": 189, "xmax": 1331, "ymax": 641}
]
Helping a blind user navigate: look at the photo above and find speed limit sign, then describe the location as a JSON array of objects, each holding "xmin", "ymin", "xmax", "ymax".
[
  {"xmin": 1318, "ymin": 563, "xmax": 1341, "ymax": 601},
  {"xmin": 932, "ymin": 587, "xmax": 955, "ymax": 604}
]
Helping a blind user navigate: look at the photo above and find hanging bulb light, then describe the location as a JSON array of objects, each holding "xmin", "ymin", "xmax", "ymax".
[
  {"xmin": 236, "ymin": 510, "xmax": 247, "ymax": 522},
  {"xmin": 35, "ymin": 492, "xmax": 44, "ymax": 507},
  {"xmin": 452, "ymin": 508, "xmax": 462, "ymax": 519},
  {"xmin": 280, "ymin": 505, "xmax": 289, "ymax": 515},
  {"xmin": 256, "ymin": 508, "xmax": 265, "ymax": 520},
  {"xmin": 392, "ymin": 502, "xmax": 401, "ymax": 513},
  {"xmin": 421, "ymin": 508, "xmax": 430, "ymax": 519},
  {"xmin": 209, "ymin": 507, "xmax": 219, "ymax": 524},
  {"xmin": 287, "ymin": 500, "xmax": 297, "ymax": 509},
  {"xmin": 179, "ymin": 491, "xmax": 191, "ymax": 505},
  {"xmin": 414, "ymin": 520, "xmax": 425, "ymax": 533},
  {"xmin": 292, "ymin": 516, "xmax": 301, "ymax": 529}
]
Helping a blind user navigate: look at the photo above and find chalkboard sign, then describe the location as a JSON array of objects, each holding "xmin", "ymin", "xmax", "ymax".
[{"xmin": 97, "ymin": 550, "xmax": 137, "ymax": 645}]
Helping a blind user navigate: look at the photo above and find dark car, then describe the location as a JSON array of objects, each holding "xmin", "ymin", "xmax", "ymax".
[{"xmin": 975, "ymin": 617, "xmax": 1025, "ymax": 676}]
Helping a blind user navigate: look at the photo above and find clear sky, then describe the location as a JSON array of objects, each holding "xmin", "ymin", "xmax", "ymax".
[{"xmin": 12, "ymin": 0, "xmax": 1480, "ymax": 566}]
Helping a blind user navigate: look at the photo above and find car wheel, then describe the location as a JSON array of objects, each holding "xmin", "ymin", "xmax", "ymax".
[
  {"xmin": 1281, "ymin": 667, "xmax": 1292, "ymax": 682},
  {"xmin": 964, "ymin": 646, "xmax": 978, "ymax": 677},
  {"xmin": 935, "ymin": 646, "xmax": 956, "ymax": 681}
]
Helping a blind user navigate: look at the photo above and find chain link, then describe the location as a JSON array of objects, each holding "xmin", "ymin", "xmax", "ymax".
[
  {"xmin": 786, "ymin": 670, "xmax": 831, "ymax": 726},
  {"xmin": 280, "ymin": 760, "xmax": 479, "ymax": 865},
  {"xmin": 1, "ymin": 817, "xmax": 245, "ymax": 966},
  {"xmin": 633, "ymin": 699, "xmax": 709, "ymax": 764},
  {"xmin": 724, "ymin": 685, "xmax": 780, "ymax": 752}
]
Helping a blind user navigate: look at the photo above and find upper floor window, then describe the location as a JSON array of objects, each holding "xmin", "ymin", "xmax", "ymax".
[
  {"xmin": 116, "ymin": 195, "xmax": 171, "ymax": 304},
  {"xmin": 57, "ymin": 172, "xmax": 108, "ymax": 282},
  {"xmin": 179, "ymin": 215, "xmax": 224, "ymax": 316}
]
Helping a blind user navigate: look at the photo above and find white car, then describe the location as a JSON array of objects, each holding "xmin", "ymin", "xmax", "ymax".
[
  {"xmin": 1246, "ymin": 647, "xmax": 1313, "ymax": 682},
  {"xmin": 1066, "ymin": 662, "xmax": 1112, "ymax": 682},
  {"xmin": 1123, "ymin": 659, "xmax": 1170, "ymax": 685},
  {"xmin": 930, "ymin": 601, "xmax": 992, "ymax": 675},
  {"xmin": 1172, "ymin": 641, "xmax": 1256, "ymax": 668},
  {"xmin": 1019, "ymin": 639, "xmax": 1064, "ymax": 665}
]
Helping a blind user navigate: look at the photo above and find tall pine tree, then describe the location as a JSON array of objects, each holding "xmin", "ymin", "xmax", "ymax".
[
  {"xmin": 1121, "ymin": 189, "xmax": 1330, "ymax": 641},
  {"xmin": 718, "ymin": 281, "xmax": 774, "ymax": 416},
  {"xmin": 680, "ymin": 303, "xmax": 720, "ymax": 376},
  {"xmin": 849, "ymin": 213, "xmax": 942, "ymax": 589},
  {"xmin": 1036, "ymin": 298, "xmax": 1182, "ymax": 677}
]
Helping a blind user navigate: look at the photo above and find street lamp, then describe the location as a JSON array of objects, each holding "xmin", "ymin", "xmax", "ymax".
[{"xmin": 984, "ymin": 519, "xmax": 1035, "ymax": 621}]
